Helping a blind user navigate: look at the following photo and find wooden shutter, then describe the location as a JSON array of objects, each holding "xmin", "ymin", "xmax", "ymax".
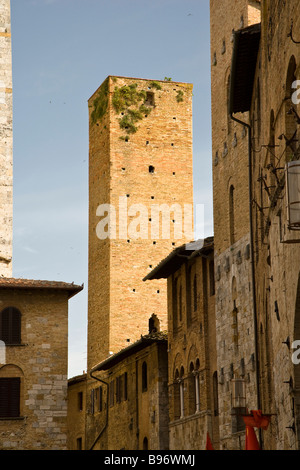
[
  {"xmin": 0, "ymin": 377, "xmax": 20, "ymax": 418},
  {"xmin": 124, "ymin": 372, "xmax": 128, "ymax": 400},
  {"xmin": 0, "ymin": 307, "xmax": 21, "ymax": 345},
  {"xmin": 109, "ymin": 380, "xmax": 114, "ymax": 407}
]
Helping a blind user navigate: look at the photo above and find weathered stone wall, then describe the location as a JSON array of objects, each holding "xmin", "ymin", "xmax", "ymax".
[
  {"xmin": 0, "ymin": 289, "xmax": 70, "ymax": 450},
  {"xmin": 67, "ymin": 374, "xmax": 87, "ymax": 450},
  {"xmin": 210, "ymin": 0, "xmax": 261, "ymax": 450},
  {"xmin": 167, "ymin": 249, "xmax": 218, "ymax": 450},
  {"xmin": 87, "ymin": 339, "xmax": 168, "ymax": 451},
  {"xmin": 214, "ymin": 235, "xmax": 258, "ymax": 449},
  {"xmin": 250, "ymin": 0, "xmax": 300, "ymax": 450},
  {"xmin": 0, "ymin": 0, "xmax": 12, "ymax": 277}
]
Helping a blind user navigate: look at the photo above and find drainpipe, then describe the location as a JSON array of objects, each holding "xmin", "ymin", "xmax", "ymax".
[
  {"xmin": 230, "ymin": 113, "xmax": 262, "ymax": 448},
  {"xmin": 89, "ymin": 367, "xmax": 109, "ymax": 450}
]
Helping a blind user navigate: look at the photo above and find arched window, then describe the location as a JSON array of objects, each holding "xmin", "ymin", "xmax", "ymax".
[
  {"xmin": 232, "ymin": 277, "xmax": 238, "ymax": 350},
  {"xmin": 256, "ymin": 78, "xmax": 261, "ymax": 140},
  {"xmin": 0, "ymin": 307, "xmax": 21, "ymax": 345},
  {"xmin": 174, "ymin": 369, "xmax": 181, "ymax": 420},
  {"xmin": 142, "ymin": 361, "xmax": 147, "ymax": 392},
  {"xmin": 195, "ymin": 359, "xmax": 200, "ymax": 413},
  {"xmin": 143, "ymin": 437, "xmax": 148, "ymax": 450},
  {"xmin": 187, "ymin": 266, "xmax": 192, "ymax": 325},
  {"xmin": 193, "ymin": 274, "xmax": 197, "ymax": 312},
  {"xmin": 188, "ymin": 362, "xmax": 196, "ymax": 415},
  {"xmin": 227, "ymin": 73, "xmax": 232, "ymax": 134},
  {"xmin": 213, "ymin": 371, "xmax": 219, "ymax": 417},
  {"xmin": 285, "ymin": 56, "xmax": 297, "ymax": 162},
  {"xmin": 188, "ymin": 361, "xmax": 200, "ymax": 415},
  {"xmin": 179, "ymin": 366, "xmax": 185, "ymax": 418},
  {"xmin": 268, "ymin": 110, "xmax": 276, "ymax": 190},
  {"xmin": 173, "ymin": 277, "xmax": 178, "ymax": 332},
  {"xmin": 229, "ymin": 185, "xmax": 235, "ymax": 245},
  {"xmin": 179, "ymin": 284, "xmax": 183, "ymax": 322}
]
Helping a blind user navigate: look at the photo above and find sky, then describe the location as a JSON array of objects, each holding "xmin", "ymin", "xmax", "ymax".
[{"xmin": 10, "ymin": 0, "xmax": 213, "ymax": 378}]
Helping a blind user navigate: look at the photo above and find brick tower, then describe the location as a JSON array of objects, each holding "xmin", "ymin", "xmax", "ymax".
[
  {"xmin": 87, "ymin": 76, "xmax": 194, "ymax": 369},
  {"xmin": 0, "ymin": 0, "xmax": 12, "ymax": 276}
]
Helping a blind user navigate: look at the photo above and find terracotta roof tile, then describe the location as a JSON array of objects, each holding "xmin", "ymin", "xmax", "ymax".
[
  {"xmin": 0, "ymin": 277, "xmax": 83, "ymax": 298},
  {"xmin": 91, "ymin": 330, "xmax": 168, "ymax": 372}
]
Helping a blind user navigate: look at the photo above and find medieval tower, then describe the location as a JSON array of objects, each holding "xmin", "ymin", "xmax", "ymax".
[
  {"xmin": 210, "ymin": 0, "xmax": 261, "ymax": 449},
  {"xmin": 87, "ymin": 76, "xmax": 194, "ymax": 371},
  {"xmin": 0, "ymin": 0, "xmax": 12, "ymax": 277}
]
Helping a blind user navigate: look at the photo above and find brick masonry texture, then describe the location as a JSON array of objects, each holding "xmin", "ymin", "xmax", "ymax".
[
  {"xmin": 87, "ymin": 76, "xmax": 194, "ymax": 370},
  {"xmin": 0, "ymin": 288, "xmax": 72, "ymax": 450}
]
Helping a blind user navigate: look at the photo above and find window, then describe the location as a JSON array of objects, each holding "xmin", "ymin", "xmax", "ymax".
[
  {"xmin": 0, "ymin": 377, "xmax": 20, "ymax": 418},
  {"xmin": 285, "ymin": 55, "xmax": 297, "ymax": 162},
  {"xmin": 143, "ymin": 437, "xmax": 148, "ymax": 450},
  {"xmin": 188, "ymin": 362, "xmax": 196, "ymax": 415},
  {"xmin": 229, "ymin": 185, "xmax": 235, "ymax": 245},
  {"xmin": 173, "ymin": 276, "xmax": 178, "ymax": 332},
  {"xmin": 90, "ymin": 388, "xmax": 95, "ymax": 414},
  {"xmin": 95, "ymin": 386, "xmax": 103, "ymax": 412},
  {"xmin": 173, "ymin": 366, "xmax": 185, "ymax": 420},
  {"xmin": 174, "ymin": 369, "xmax": 181, "ymax": 420},
  {"xmin": 124, "ymin": 372, "xmax": 128, "ymax": 401},
  {"xmin": 76, "ymin": 437, "xmax": 82, "ymax": 450},
  {"xmin": 109, "ymin": 380, "xmax": 114, "ymax": 407},
  {"xmin": 179, "ymin": 284, "xmax": 183, "ymax": 321},
  {"xmin": 195, "ymin": 359, "xmax": 200, "ymax": 413},
  {"xmin": 0, "ymin": 307, "xmax": 21, "ymax": 345},
  {"xmin": 193, "ymin": 274, "xmax": 197, "ymax": 312},
  {"xmin": 78, "ymin": 391, "xmax": 83, "ymax": 411},
  {"xmin": 179, "ymin": 367, "xmax": 185, "ymax": 418},
  {"xmin": 213, "ymin": 371, "xmax": 219, "ymax": 417},
  {"xmin": 209, "ymin": 260, "xmax": 215, "ymax": 296},
  {"xmin": 142, "ymin": 362, "xmax": 148, "ymax": 392},
  {"xmin": 116, "ymin": 376, "xmax": 123, "ymax": 403}
]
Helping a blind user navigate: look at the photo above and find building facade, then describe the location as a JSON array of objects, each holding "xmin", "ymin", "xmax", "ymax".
[
  {"xmin": 0, "ymin": 279, "xmax": 82, "ymax": 450},
  {"xmin": 0, "ymin": 0, "xmax": 12, "ymax": 276},
  {"xmin": 242, "ymin": 0, "xmax": 300, "ymax": 450},
  {"xmin": 144, "ymin": 237, "xmax": 218, "ymax": 450},
  {"xmin": 210, "ymin": 0, "xmax": 262, "ymax": 450},
  {"xmin": 87, "ymin": 332, "xmax": 168, "ymax": 451},
  {"xmin": 67, "ymin": 373, "xmax": 87, "ymax": 450}
]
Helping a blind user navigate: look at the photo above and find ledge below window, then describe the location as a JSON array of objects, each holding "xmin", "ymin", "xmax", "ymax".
[{"xmin": 0, "ymin": 416, "xmax": 25, "ymax": 421}]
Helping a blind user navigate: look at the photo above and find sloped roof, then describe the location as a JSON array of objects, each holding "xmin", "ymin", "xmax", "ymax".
[
  {"xmin": 0, "ymin": 277, "xmax": 83, "ymax": 299},
  {"xmin": 143, "ymin": 237, "xmax": 214, "ymax": 281},
  {"xmin": 90, "ymin": 331, "xmax": 168, "ymax": 372}
]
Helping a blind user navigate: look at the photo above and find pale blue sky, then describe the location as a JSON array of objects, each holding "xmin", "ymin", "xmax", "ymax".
[{"xmin": 10, "ymin": 0, "xmax": 212, "ymax": 378}]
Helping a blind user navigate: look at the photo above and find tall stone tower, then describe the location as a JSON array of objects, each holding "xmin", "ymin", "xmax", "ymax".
[
  {"xmin": 0, "ymin": 0, "xmax": 12, "ymax": 277},
  {"xmin": 87, "ymin": 76, "xmax": 194, "ymax": 369},
  {"xmin": 210, "ymin": 0, "xmax": 261, "ymax": 449}
]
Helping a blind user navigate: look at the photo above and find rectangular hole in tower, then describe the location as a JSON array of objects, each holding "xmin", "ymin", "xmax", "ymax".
[{"xmin": 145, "ymin": 92, "xmax": 155, "ymax": 107}]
